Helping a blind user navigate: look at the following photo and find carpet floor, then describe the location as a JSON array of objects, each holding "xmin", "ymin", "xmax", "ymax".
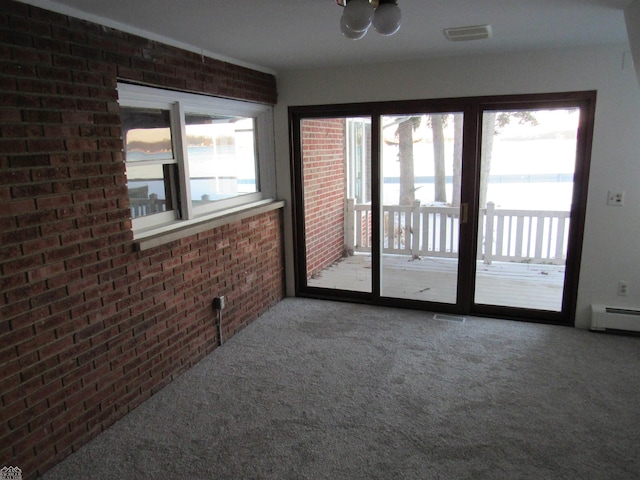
[{"xmin": 42, "ymin": 298, "xmax": 640, "ymax": 479}]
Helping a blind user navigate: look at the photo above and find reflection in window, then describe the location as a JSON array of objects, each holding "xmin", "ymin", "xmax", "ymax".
[
  {"xmin": 125, "ymin": 164, "xmax": 177, "ymax": 218},
  {"xmin": 121, "ymin": 107, "xmax": 173, "ymax": 161},
  {"xmin": 121, "ymin": 107, "xmax": 177, "ymax": 219}
]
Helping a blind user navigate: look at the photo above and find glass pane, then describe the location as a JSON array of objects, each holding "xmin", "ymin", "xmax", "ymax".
[
  {"xmin": 126, "ymin": 164, "xmax": 175, "ymax": 219},
  {"xmin": 380, "ymin": 113, "xmax": 463, "ymax": 303},
  {"xmin": 303, "ymin": 117, "xmax": 372, "ymax": 293},
  {"xmin": 185, "ymin": 114, "xmax": 257, "ymax": 207},
  {"xmin": 121, "ymin": 107, "xmax": 173, "ymax": 161},
  {"xmin": 474, "ymin": 108, "xmax": 579, "ymax": 311}
]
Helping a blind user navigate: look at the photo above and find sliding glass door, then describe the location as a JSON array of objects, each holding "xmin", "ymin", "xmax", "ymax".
[
  {"xmin": 301, "ymin": 117, "xmax": 372, "ymax": 294},
  {"xmin": 290, "ymin": 92, "xmax": 594, "ymax": 325},
  {"xmin": 474, "ymin": 108, "xmax": 581, "ymax": 312},
  {"xmin": 380, "ymin": 112, "xmax": 464, "ymax": 304}
]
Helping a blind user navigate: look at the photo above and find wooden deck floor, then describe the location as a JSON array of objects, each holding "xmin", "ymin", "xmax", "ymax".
[{"xmin": 308, "ymin": 254, "xmax": 565, "ymax": 311}]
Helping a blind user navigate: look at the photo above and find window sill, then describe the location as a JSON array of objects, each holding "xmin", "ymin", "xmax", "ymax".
[{"xmin": 133, "ymin": 199, "xmax": 285, "ymax": 252}]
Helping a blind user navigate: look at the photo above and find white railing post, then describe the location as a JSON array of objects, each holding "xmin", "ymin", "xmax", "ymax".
[
  {"xmin": 149, "ymin": 193, "xmax": 158, "ymax": 214},
  {"xmin": 412, "ymin": 200, "xmax": 421, "ymax": 258},
  {"xmin": 484, "ymin": 201, "xmax": 495, "ymax": 265},
  {"xmin": 345, "ymin": 198, "xmax": 355, "ymax": 255},
  {"xmin": 554, "ymin": 216, "xmax": 567, "ymax": 261}
]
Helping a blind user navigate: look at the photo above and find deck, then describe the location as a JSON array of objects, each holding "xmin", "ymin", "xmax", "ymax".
[{"xmin": 308, "ymin": 253, "xmax": 565, "ymax": 311}]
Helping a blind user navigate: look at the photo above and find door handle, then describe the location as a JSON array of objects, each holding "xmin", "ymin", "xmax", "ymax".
[{"xmin": 460, "ymin": 203, "xmax": 468, "ymax": 225}]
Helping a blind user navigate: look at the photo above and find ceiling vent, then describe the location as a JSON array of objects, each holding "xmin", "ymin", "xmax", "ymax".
[{"xmin": 443, "ymin": 24, "xmax": 492, "ymax": 42}]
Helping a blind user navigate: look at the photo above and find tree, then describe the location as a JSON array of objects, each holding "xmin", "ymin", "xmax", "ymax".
[
  {"xmin": 479, "ymin": 111, "xmax": 497, "ymax": 209},
  {"xmin": 452, "ymin": 114, "xmax": 463, "ymax": 207},
  {"xmin": 395, "ymin": 114, "xmax": 446, "ymax": 206},
  {"xmin": 479, "ymin": 111, "xmax": 538, "ymax": 208},
  {"xmin": 392, "ymin": 110, "xmax": 538, "ymax": 209},
  {"xmin": 431, "ymin": 114, "xmax": 447, "ymax": 203},
  {"xmin": 396, "ymin": 117, "xmax": 420, "ymax": 206}
]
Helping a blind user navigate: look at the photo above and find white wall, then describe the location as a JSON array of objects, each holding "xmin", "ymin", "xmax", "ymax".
[{"xmin": 274, "ymin": 43, "xmax": 640, "ymax": 328}]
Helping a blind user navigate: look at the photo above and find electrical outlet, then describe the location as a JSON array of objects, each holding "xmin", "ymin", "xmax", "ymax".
[
  {"xmin": 617, "ymin": 281, "xmax": 628, "ymax": 297},
  {"xmin": 607, "ymin": 190, "xmax": 625, "ymax": 206},
  {"xmin": 213, "ymin": 296, "xmax": 225, "ymax": 310}
]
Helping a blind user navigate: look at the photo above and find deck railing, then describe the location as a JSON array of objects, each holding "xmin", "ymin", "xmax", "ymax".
[
  {"xmin": 128, "ymin": 194, "xmax": 229, "ymax": 219},
  {"xmin": 129, "ymin": 194, "xmax": 167, "ymax": 218},
  {"xmin": 345, "ymin": 199, "xmax": 569, "ymax": 265}
]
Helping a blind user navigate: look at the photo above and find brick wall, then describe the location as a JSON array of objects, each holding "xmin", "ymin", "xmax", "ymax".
[
  {"xmin": 0, "ymin": 2, "xmax": 283, "ymax": 478},
  {"xmin": 301, "ymin": 118, "xmax": 346, "ymax": 278}
]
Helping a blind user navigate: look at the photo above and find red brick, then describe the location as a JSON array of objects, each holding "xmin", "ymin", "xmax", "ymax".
[
  {"xmin": 0, "ymin": 107, "xmax": 22, "ymax": 123},
  {"xmin": 78, "ymin": 125, "xmax": 110, "ymax": 137},
  {"xmin": 27, "ymin": 138, "xmax": 65, "ymax": 153},
  {"xmin": 0, "ymin": 123, "xmax": 40, "ymax": 138},
  {"xmin": 9, "ymin": 154, "xmax": 50, "ymax": 168},
  {"xmin": 43, "ymin": 124, "xmax": 79, "ymax": 138},
  {"xmin": 36, "ymin": 194, "xmax": 72, "ymax": 210},
  {"xmin": 27, "ymin": 262, "xmax": 65, "ymax": 283},
  {"xmin": 68, "ymin": 251, "xmax": 101, "ymax": 276},
  {"xmin": 36, "ymin": 334, "xmax": 74, "ymax": 361},
  {"xmin": 91, "ymin": 222, "xmax": 120, "ymax": 238},
  {"xmin": 60, "ymin": 111, "xmax": 93, "ymax": 124},
  {"xmin": 2, "ymin": 198, "xmax": 36, "ymax": 215},
  {"xmin": 65, "ymin": 138, "xmax": 98, "ymax": 151},
  {"xmin": 40, "ymin": 219, "xmax": 74, "ymax": 237},
  {"xmin": 0, "ymin": 270, "xmax": 26, "ymax": 293},
  {"xmin": 17, "ymin": 209, "xmax": 58, "ymax": 227},
  {"xmin": 0, "ymin": 244, "xmax": 21, "ymax": 263},
  {"xmin": 70, "ymin": 297, "xmax": 101, "ymax": 320},
  {"xmin": 52, "ymin": 178, "xmax": 89, "ymax": 194},
  {"xmin": 50, "ymin": 316, "xmax": 87, "ymax": 340},
  {"xmin": 43, "ymin": 244, "xmax": 79, "ymax": 263},
  {"xmin": 0, "ymin": 138, "xmax": 26, "ymax": 153},
  {"xmin": 2, "ymin": 253, "xmax": 43, "ymax": 275},
  {"xmin": 4, "ymin": 283, "xmax": 45, "ymax": 314},
  {"xmin": 41, "ymin": 96, "xmax": 77, "ymax": 110},
  {"xmin": 52, "ymin": 53, "xmax": 86, "ymax": 70},
  {"xmin": 0, "ymin": 1, "xmax": 280, "ymax": 476},
  {"xmin": 11, "ymin": 182, "xmax": 53, "ymax": 197},
  {"xmin": 21, "ymin": 110, "xmax": 61, "ymax": 123},
  {"xmin": 16, "ymin": 78, "xmax": 57, "ymax": 94}
]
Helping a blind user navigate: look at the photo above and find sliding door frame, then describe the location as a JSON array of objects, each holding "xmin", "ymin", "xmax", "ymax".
[
  {"xmin": 470, "ymin": 91, "xmax": 596, "ymax": 325},
  {"xmin": 289, "ymin": 103, "xmax": 381, "ymax": 304},
  {"xmin": 289, "ymin": 91, "xmax": 596, "ymax": 326}
]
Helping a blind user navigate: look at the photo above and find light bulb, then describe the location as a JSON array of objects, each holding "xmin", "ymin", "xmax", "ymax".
[
  {"xmin": 373, "ymin": 3, "xmax": 401, "ymax": 36},
  {"xmin": 341, "ymin": 15, "xmax": 368, "ymax": 39},
  {"xmin": 342, "ymin": 0, "xmax": 374, "ymax": 33}
]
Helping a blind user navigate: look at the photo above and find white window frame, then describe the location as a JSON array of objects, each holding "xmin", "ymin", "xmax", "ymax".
[{"xmin": 118, "ymin": 82, "xmax": 276, "ymax": 240}]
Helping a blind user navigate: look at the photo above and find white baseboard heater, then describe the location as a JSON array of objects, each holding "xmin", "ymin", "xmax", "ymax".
[{"xmin": 590, "ymin": 304, "xmax": 640, "ymax": 332}]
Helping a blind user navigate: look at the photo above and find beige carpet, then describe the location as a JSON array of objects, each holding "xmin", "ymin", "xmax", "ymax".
[{"xmin": 42, "ymin": 298, "xmax": 640, "ymax": 479}]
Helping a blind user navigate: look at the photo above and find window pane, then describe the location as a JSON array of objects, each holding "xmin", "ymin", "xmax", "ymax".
[
  {"xmin": 380, "ymin": 113, "xmax": 463, "ymax": 304},
  {"xmin": 121, "ymin": 107, "xmax": 174, "ymax": 161},
  {"xmin": 127, "ymin": 164, "xmax": 176, "ymax": 219},
  {"xmin": 185, "ymin": 114, "xmax": 258, "ymax": 207},
  {"xmin": 302, "ymin": 117, "xmax": 372, "ymax": 294},
  {"xmin": 474, "ymin": 108, "xmax": 578, "ymax": 311}
]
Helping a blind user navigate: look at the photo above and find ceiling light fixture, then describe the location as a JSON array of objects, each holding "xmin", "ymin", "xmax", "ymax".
[{"xmin": 337, "ymin": 0, "xmax": 402, "ymax": 40}]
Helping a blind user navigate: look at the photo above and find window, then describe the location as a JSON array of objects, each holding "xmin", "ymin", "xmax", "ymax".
[
  {"xmin": 118, "ymin": 83, "xmax": 275, "ymax": 238},
  {"xmin": 346, "ymin": 118, "xmax": 371, "ymax": 204}
]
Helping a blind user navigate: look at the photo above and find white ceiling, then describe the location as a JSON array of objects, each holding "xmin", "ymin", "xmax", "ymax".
[{"xmin": 23, "ymin": 0, "xmax": 633, "ymax": 74}]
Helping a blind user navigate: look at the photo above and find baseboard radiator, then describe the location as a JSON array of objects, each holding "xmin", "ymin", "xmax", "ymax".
[{"xmin": 590, "ymin": 304, "xmax": 640, "ymax": 332}]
